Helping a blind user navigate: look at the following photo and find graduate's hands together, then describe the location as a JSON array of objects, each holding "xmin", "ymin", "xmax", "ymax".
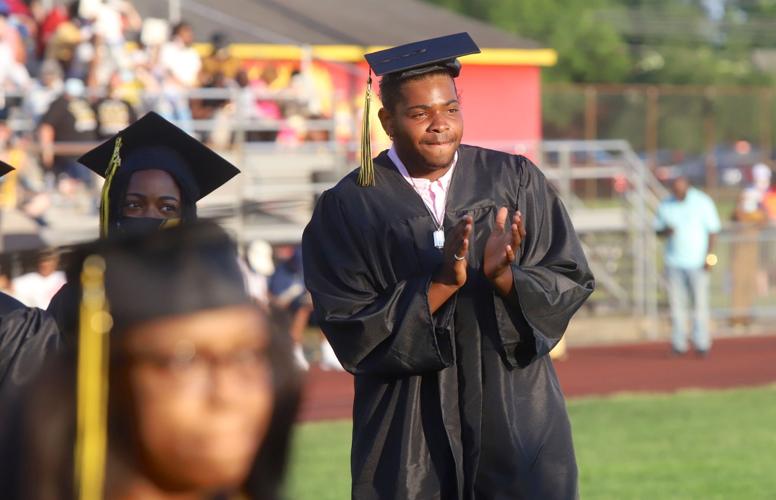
[
  {"xmin": 434, "ymin": 215, "xmax": 473, "ymax": 289},
  {"xmin": 483, "ymin": 207, "xmax": 526, "ymax": 296}
]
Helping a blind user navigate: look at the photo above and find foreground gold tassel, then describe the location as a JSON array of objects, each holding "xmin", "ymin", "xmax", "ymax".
[
  {"xmin": 100, "ymin": 137, "xmax": 123, "ymax": 237},
  {"xmin": 357, "ymin": 73, "xmax": 374, "ymax": 187},
  {"xmin": 74, "ymin": 255, "xmax": 112, "ymax": 500}
]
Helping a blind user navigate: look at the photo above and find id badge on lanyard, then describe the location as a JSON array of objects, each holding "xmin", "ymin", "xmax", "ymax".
[{"xmin": 433, "ymin": 229, "xmax": 445, "ymax": 249}]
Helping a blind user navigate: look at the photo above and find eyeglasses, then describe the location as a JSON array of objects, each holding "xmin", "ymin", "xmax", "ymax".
[{"xmin": 120, "ymin": 341, "xmax": 271, "ymax": 391}]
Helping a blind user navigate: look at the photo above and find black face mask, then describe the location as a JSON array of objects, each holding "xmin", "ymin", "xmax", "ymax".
[{"xmin": 114, "ymin": 217, "xmax": 181, "ymax": 237}]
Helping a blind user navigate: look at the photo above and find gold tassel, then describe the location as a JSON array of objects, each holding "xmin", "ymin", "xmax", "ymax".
[
  {"xmin": 74, "ymin": 255, "xmax": 112, "ymax": 500},
  {"xmin": 100, "ymin": 137, "xmax": 123, "ymax": 237},
  {"xmin": 160, "ymin": 218, "xmax": 181, "ymax": 229},
  {"xmin": 357, "ymin": 72, "xmax": 374, "ymax": 187}
]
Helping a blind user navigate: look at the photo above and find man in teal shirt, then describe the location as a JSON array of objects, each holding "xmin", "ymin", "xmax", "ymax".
[{"xmin": 655, "ymin": 176, "xmax": 721, "ymax": 356}]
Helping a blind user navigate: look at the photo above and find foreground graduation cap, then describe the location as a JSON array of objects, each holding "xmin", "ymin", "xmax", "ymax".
[
  {"xmin": 78, "ymin": 112, "xmax": 240, "ymax": 235},
  {"xmin": 358, "ymin": 33, "xmax": 480, "ymax": 186},
  {"xmin": 75, "ymin": 220, "xmax": 250, "ymax": 333}
]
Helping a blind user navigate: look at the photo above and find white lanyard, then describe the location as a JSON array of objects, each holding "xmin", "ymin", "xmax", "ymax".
[
  {"xmin": 389, "ymin": 147, "xmax": 456, "ymax": 250},
  {"xmin": 409, "ymin": 177, "xmax": 447, "ymax": 249}
]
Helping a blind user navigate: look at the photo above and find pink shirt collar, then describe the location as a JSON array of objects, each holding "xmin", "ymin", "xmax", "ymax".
[
  {"xmin": 388, "ymin": 146, "xmax": 458, "ymax": 188},
  {"xmin": 388, "ymin": 146, "xmax": 457, "ymax": 226}
]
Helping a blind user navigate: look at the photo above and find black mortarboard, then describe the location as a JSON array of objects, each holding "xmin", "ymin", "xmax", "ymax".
[
  {"xmin": 77, "ymin": 112, "xmax": 240, "ymax": 236},
  {"xmin": 357, "ymin": 33, "xmax": 480, "ymax": 187},
  {"xmin": 70, "ymin": 220, "xmax": 250, "ymax": 333},
  {"xmin": 0, "ymin": 160, "xmax": 15, "ymax": 178},
  {"xmin": 365, "ymin": 32, "xmax": 480, "ymax": 79}
]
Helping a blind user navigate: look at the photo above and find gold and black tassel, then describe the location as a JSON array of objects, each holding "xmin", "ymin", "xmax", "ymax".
[
  {"xmin": 99, "ymin": 137, "xmax": 123, "ymax": 237},
  {"xmin": 357, "ymin": 71, "xmax": 374, "ymax": 187},
  {"xmin": 74, "ymin": 255, "xmax": 112, "ymax": 500}
]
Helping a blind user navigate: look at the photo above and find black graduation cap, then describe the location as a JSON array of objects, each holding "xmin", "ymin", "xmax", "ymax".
[
  {"xmin": 357, "ymin": 33, "xmax": 480, "ymax": 186},
  {"xmin": 79, "ymin": 111, "xmax": 239, "ymax": 199},
  {"xmin": 72, "ymin": 220, "xmax": 250, "ymax": 333},
  {"xmin": 0, "ymin": 160, "xmax": 15, "ymax": 178},
  {"xmin": 365, "ymin": 32, "xmax": 480, "ymax": 79},
  {"xmin": 78, "ymin": 112, "xmax": 240, "ymax": 235}
]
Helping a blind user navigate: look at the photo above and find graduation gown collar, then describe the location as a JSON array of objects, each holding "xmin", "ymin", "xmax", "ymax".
[{"xmin": 372, "ymin": 146, "xmax": 475, "ymax": 215}]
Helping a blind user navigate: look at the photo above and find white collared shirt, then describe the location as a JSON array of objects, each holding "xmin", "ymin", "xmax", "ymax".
[{"xmin": 388, "ymin": 146, "xmax": 457, "ymax": 227}]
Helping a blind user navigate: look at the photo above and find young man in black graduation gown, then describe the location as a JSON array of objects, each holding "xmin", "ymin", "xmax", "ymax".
[{"xmin": 302, "ymin": 33, "xmax": 595, "ymax": 499}]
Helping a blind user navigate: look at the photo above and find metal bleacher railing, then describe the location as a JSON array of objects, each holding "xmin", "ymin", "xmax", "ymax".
[{"xmin": 3, "ymin": 87, "xmax": 774, "ymax": 333}]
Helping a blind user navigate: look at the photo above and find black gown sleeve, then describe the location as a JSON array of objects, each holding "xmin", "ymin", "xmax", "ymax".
[
  {"xmin": 303, "ymin": 190, "xmax": 456, "ymax": 376},
  {"xmin": 494, "ymin": 158, "xmax": 595, "ymax": 367},
  {"xmin": 0, "ymin": 307, "xmax": 61, "ymax": 398},
  {"xmin": 46, "ymin": 282, "xmax": 78, "ymax": 346},
  {"xmin": 0, "ymin": 292, "xmax": 25, "ymax": 316}
]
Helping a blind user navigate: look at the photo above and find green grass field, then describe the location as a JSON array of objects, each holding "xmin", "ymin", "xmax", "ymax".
[{"xmin": 285, "ymin": 385, "xmax": 776, "ymax": 500}]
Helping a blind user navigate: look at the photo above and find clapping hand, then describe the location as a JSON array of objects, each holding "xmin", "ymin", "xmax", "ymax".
[
  {"xmin": 434, "ymin": 215, "xmax": 473, "ymax": 289},
  {"xmin": 483, "ymin": 207, "xmax": 526, "ymax": 295}
]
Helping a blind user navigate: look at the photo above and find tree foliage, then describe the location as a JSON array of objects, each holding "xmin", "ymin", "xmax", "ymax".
[{"xmin": 424, "ymin": 0, "xmax": 776, "ymax": 85}]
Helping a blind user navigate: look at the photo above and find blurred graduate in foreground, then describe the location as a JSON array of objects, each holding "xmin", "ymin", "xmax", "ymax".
[
  {"xmin": 1, "ymin": 222, "xmax": 300, "ymax": 500},
  {"xmin": 303, "ymin": 33, "xmax": 594, "ymax": 499}
]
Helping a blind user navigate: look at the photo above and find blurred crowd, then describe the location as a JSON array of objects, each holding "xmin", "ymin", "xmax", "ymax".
[
  {"xmin": 0, "ymin": 0, "xmax": 332, "ymax": 225},
  {"xmin": 729, "ymin": 163, "xmax": 776, "ymax": 328},
  {"xmin": 0, "ymin": 236, "xmax": 342, "ymax": 371},
  {"xmin": 241, "ymin": 241, "xmax": 343, "ymax": 372}
]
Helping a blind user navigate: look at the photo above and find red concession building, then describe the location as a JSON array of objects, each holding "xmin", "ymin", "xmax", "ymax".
[{"xmin": 133, "ymin": 0, "xmax": 556, "ymax": 150}]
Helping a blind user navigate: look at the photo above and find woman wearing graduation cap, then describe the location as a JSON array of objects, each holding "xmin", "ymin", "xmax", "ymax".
[
  {"xmin": 79, "ymin": 111, "xmax": 240, "ymax": 237},
  {"xmin": 303, "ymin": 33, "xmax": 594, "ymax": 499},
  {"xmin": 1, "ymin": 222, "xmax": 300, "ymax": 500},
  {"xmin": 47, "ymin": 112, "xmax": 240, "ymax": 339}
]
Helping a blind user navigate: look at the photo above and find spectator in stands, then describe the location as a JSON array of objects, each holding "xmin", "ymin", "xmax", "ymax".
[
  {"xmin": 2, "ymin": 132, "xmax": 52, "ymax": 226},
  {"xmin": 38, "ymin": 77, "xmax": 98, "ymax": 189},
  {"xmin": 756, "ymin": 165, "xmax": 776, "ymax": 297},
  {"xmin": 729, "ymin": 168, "xmax": 769, "ymax": 328},
  {"xmin": 45, "ymin": 1, "xmax": 95, "ymax": 81},
  {"xmin": 35, "ymin": 0, "xmax": 68, "ymax": 62},
  {"xmin": 11, "ymin": 248, "xmax": 65, "ymax": 308},
  {"xmin": 761, "ymin": 164, "xmax": 776, "ymax": 224},
  {"xmin": 192, "ymin": 32, "xmax": 241, "ymax": 145},
  {"xmin": 93, "ymin": 0, "xmax": 140, "ymax": 58},
  {"xmin": 157, "ymin": 21, "xmax": 200, "ymax": 127},
  {"xmin": 5, "ymin": 0, "xmax": 38, "ymax": 71},
  {"xmin": 269, "ymin": 245, "xmax": 343, "ymax": 371},
  {"xmin": 86, "ymin": 0, "xmax": 140, "ymax": 91},
  {"xmin": 655, "ymin": 176, "xmax": 721, "ymax": 357},
  {"xmin": 241, "ymin": 239, "xmax": 274, "ymax": 312},
  {"xmin": 93, "ymin": 70, "xmax": 137, "ymax": 139},
  {"xmin": 25, "ymin": 58, "xmax": 63, "ymax": 121},
  {"xmin": 198, "ymin": 31, "xmax": 241, "ymax": 93},
  {"xmin": 302, "ymin": 114, "xmax": 330, "ymax": 144},
  {"xmin": 269, "ymin": 245, "xmax": 311, "ymax": 371},
  {"xmin": 0, "ymin": 0, "xmax": 26, "ymax": 65},
  {"xmin": 251, "ymin": 65, "xmax": 283, "ymax": 142},
  {"xmin": 0, "ymin": 1, "xmax": 31, "ymax": 135}
]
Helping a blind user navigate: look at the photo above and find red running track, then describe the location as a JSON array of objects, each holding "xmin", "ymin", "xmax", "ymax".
[{"xmin": 297, "ymin": 335, "xmax": 776, "ymax": 422}]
